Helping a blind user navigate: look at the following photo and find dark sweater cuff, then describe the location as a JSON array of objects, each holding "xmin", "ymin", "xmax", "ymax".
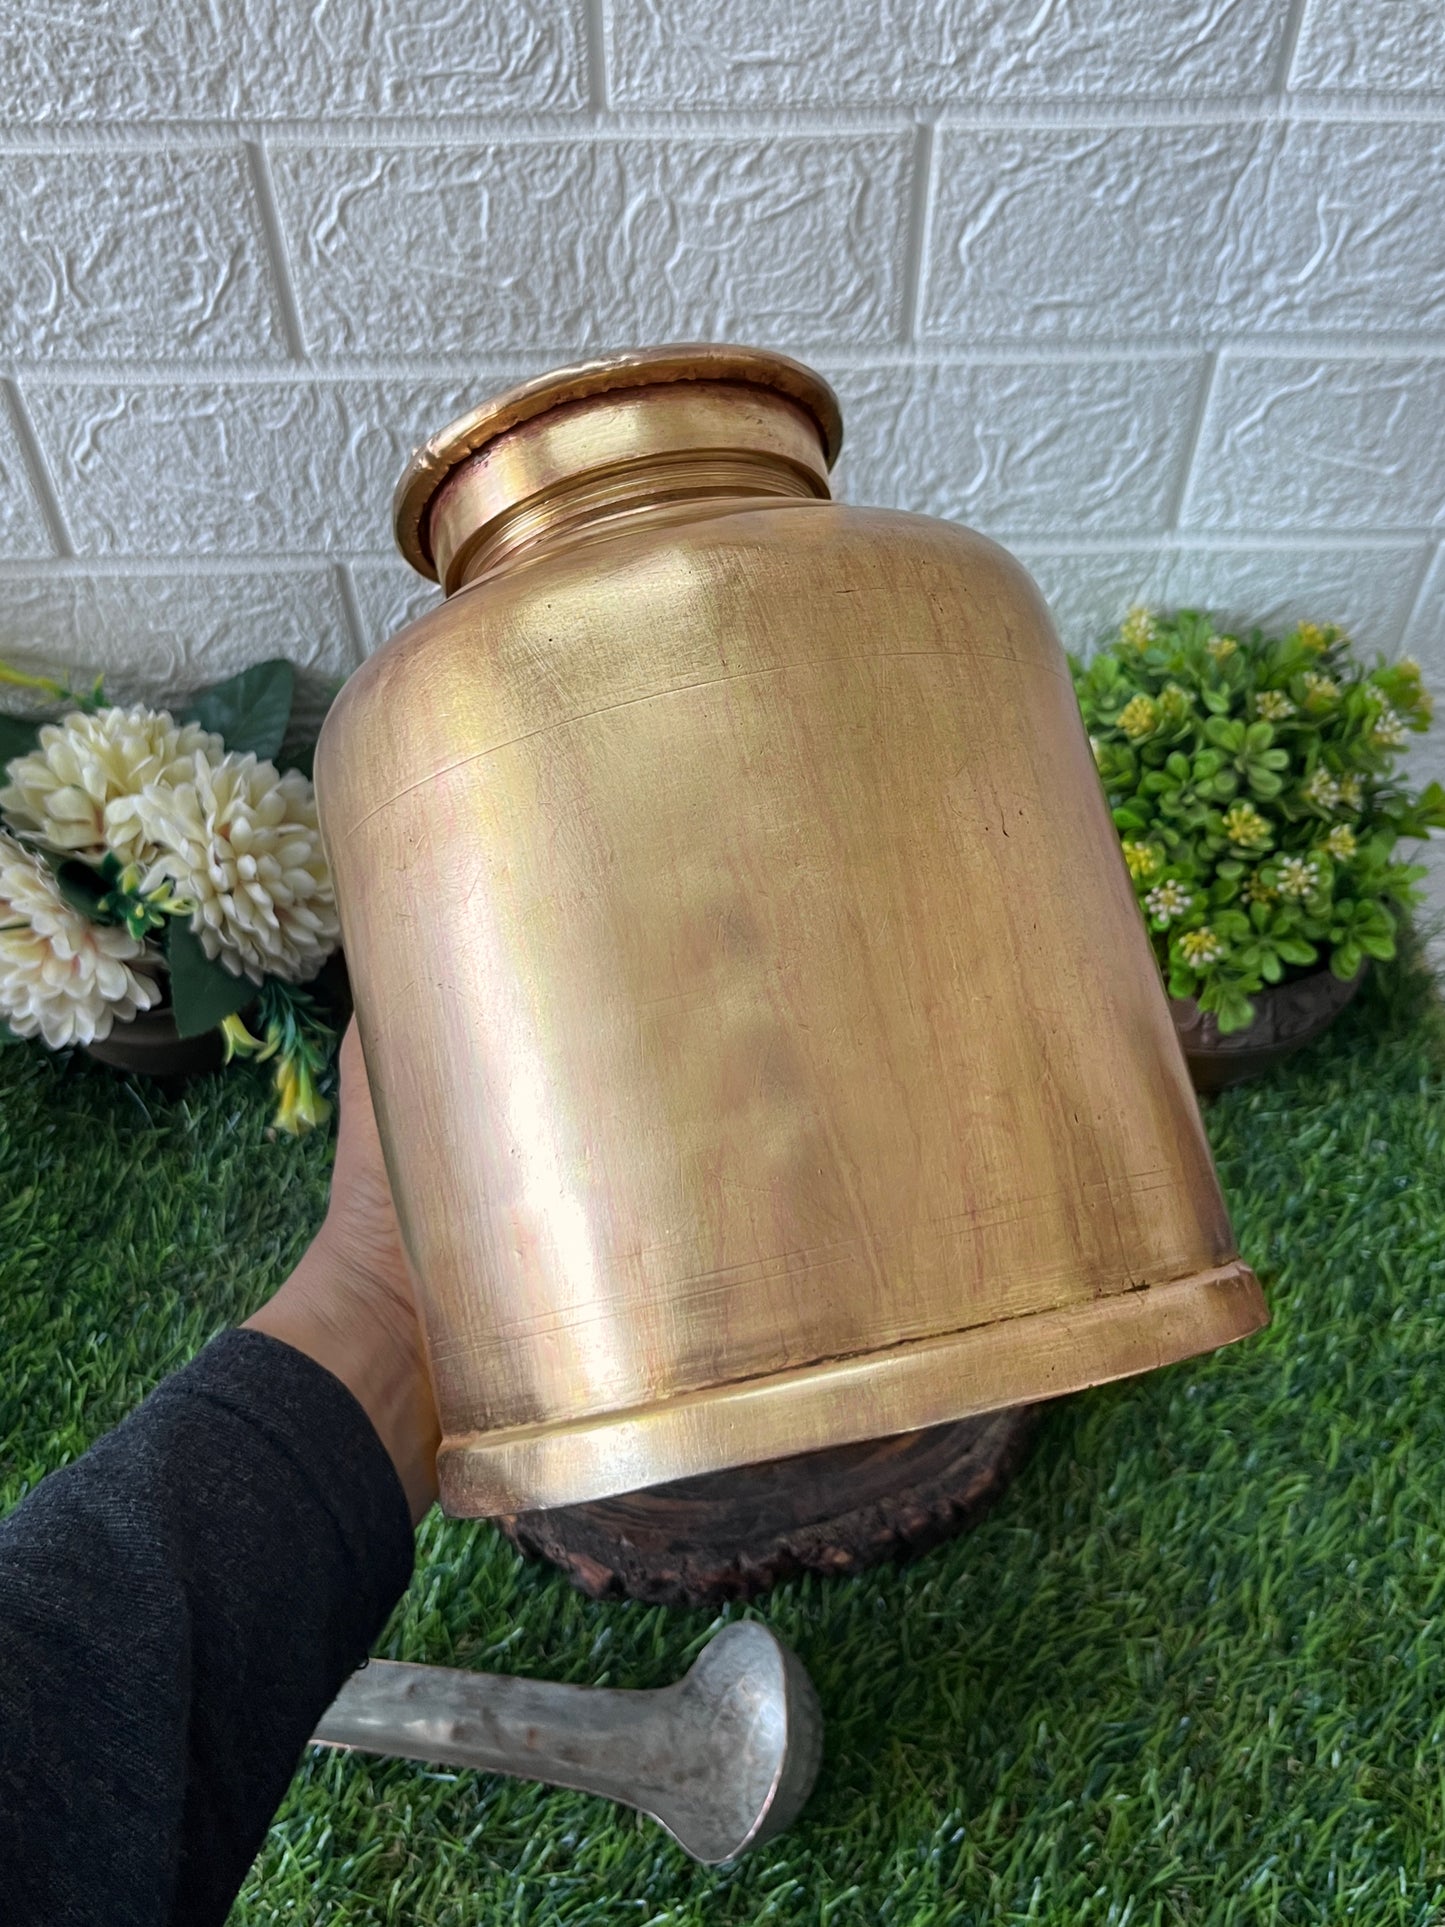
[
  {"xmin": 0, "ymin": 1322, "xmax": 419, "ymax": 1926},
  {"xmin": 154, "ymin": 1326, "xmax": 416, "ymax": 1632}
]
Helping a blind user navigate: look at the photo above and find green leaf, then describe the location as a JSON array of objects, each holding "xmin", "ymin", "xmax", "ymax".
[
  {"xmin": 0, "ymin": 712, "xmax": 42, "ymax": 768},
  {"xmin": 1355, "ymin": 901, "xmax": 1396, "ymax": 938},
  {"xmin": 1331, "ymin": 942, "xmax": 1363, "ymax": 982},
  {"xmin": 165, "ymin": 919, "xmax": 257, "ymax": 1038},
  {"xmin": 1212, "ymin": 986, "xmax": 1257, "ymax": 1035},
  {"xmin": 1276, "ymin": 938, "xmax": 1318, "ymax": 967},
  {"xmin": 182, "ymin": 659, "xmax": 295, "ymax": 760},
  {"xmin": 50, "ymin": 860, "xmax": 120, "ymax": 924},
  {"xmin": 286, "ymin": 740, "xmax": 317, "ymax": 782}
]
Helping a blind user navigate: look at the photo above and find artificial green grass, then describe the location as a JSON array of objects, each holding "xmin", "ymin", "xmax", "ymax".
[{"xmin": 4, "ymin": 954, "xmax": 1445, "ymax": 1925}]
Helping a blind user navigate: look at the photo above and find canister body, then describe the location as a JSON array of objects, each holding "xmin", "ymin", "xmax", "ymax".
[{"xmin": 317, "ymin": 491, "xmax": 1264, "ymax": 1515}]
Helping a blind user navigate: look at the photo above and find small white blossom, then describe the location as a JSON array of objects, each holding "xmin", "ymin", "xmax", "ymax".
[
  {"xmin": 1145, "ymin": 879, "xmax": 1193, "ymax": 924},
  {"xmin": 1276, "ymin": 857, "xmax": 1320, "ymax": 901},
  {"xmin": 1178, "ymin": 926, "xmax": 1225, "ymax": 967},
  {"xmin": 1301, "ymin": 768, "xmax": 1340, "ymax": 810},
  {"xmin": 1371, "ymin": 704, "xmax": 1408, "ymax": 748},
  {"xmin": 0, "ymin": 828, "xmax": 160, "ymax": 1047},
  {"xmin": 1119, "ymin": 607, "xmax": 1156, "ymax": 651},
  {"xmin": 0, "ymin": 705, "xmax": 225, "ymax": 868},
  {"xmin": 138, "ymin": 751, "xmax": 339, "ymax": 984}
]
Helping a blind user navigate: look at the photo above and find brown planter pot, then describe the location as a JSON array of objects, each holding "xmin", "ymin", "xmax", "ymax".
[
  {"xmin": 81, "ymin": 952, "xmax": 351, "ymax": 1082},
  {"xmin": 83, "ymin": 1000, "xmax": 239, "ymax": 1077},
  {"xmin": 1172, "ymin": 963, "xmax": 1367, "ymax": 1094}
]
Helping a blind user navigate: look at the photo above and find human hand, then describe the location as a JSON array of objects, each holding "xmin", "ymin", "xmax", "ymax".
[
  {"xmin": 312, "ymin": 1019, "xmax": 414, "ymax": 1316},
  {"xmin": 246, "ymin": 1019, "xmax": 440, "ymax": 1523}
]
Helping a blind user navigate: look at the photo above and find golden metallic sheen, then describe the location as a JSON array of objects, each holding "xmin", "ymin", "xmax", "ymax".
[{"xmin": 316, "ymin": 344, "xmax": 1267, "ymax": 1517}]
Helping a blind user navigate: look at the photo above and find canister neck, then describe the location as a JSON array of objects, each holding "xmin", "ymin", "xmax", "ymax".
[{"xmin": 420, "ymin": 380, "xmax": 835, "ymax": 595}]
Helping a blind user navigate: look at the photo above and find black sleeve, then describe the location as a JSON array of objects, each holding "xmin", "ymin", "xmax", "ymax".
[{"xmin": 0, "ymin": 1327, "xmax": 415, "ymax": 1927}]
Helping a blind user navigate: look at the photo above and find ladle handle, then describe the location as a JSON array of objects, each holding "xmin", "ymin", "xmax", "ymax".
[{"xmin": 312, "ymin": 1658, "xmax": 675, "ymax": 1813}]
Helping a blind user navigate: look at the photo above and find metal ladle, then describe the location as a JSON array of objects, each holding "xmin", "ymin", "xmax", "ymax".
[{"xmin": 311, "ymin": 1620, "xmax": 823, "ymax": 1865}]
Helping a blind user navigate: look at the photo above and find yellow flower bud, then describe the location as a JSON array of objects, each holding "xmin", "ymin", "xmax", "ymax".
[{"xmin": 1117, "ymin": 694, "xmax": 1159, "ymax": 740}]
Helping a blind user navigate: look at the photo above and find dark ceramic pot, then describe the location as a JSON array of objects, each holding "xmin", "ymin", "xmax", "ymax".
[
  {"xmin": 82, "ymin": 952, "xmax": 352, "ymax": 1081},
  {"xmin": 83, "ymin": 1000, "xmax": 238, "ymax": 1077},
  {"xmin": 1172, "ymin": 963, "xmax": 1367, "ymax": 1094}
]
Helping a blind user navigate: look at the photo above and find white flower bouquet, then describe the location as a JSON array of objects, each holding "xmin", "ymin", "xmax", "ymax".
[{"xmin": 0, "ymin": 656, "xmax": 342, "ymax": 1134}]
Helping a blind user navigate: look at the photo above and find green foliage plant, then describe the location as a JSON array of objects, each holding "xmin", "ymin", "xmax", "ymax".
[{"xmin": 1072, "ymin": 609, "xmax": 1445, "ymax": 1034}]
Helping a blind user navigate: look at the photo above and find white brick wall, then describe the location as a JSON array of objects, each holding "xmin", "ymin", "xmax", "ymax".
[{"xmin": 0, "ymin": 0, "xmax": 1442, "ymax": 711}]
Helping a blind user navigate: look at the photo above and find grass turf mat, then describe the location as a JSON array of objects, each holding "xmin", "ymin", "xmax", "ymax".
[{"xmin": 3, "ymin": 952, "xmax": 1445, "ymax": 1926}]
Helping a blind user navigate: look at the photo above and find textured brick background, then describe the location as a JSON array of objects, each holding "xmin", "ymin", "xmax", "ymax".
[{"xmin": 0, "ymin": 0, "xmax": 1442, "ymax": 747}]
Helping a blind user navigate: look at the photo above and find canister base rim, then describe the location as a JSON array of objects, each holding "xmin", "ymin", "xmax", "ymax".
[{"xmin": 439, "ymin": 1260, "xmax": 1267, "ymax": 1517}]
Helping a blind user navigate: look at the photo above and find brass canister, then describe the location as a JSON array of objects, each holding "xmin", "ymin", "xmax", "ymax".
[{"xmin": 315, "ymin": 345, "xmax": 1267, "ymax": 1517}]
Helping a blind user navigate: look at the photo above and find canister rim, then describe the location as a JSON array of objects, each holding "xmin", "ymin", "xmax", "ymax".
[{"xmin": 392, "ymin": 344, "xmax": 844, "ymax": 582}]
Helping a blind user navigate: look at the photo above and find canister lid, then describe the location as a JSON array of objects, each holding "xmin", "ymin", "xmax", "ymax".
[{"xmin": 392, "ymin": 345, "xmax": 844, "ymax": 582}]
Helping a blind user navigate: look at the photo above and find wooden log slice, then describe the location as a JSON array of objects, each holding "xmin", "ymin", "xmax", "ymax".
[{"xmin": 496, "ymin": 1405, "xmax": 1040, "ymax": 1607}]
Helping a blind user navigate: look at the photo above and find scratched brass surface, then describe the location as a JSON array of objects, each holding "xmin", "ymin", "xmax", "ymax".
[
  {"xmin": 393, "ymin": 344, "xmax": 843, "ymax": 581},
  {"xmin": 315, "ymin": 346, "xmax": 1266, "ymax": 1516}
]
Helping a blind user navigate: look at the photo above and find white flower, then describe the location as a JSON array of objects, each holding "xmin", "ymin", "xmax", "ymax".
[
  {"xmin": 1178, "ymin": 926, "xmax": 1225, "ymax": 968},
  {"xmin": 1276, "ymin": 857, "xmax": 1320, "ymax": 901},
  {"xmin": 0, "ymin": 705, "xmax": 225, "ymax": 868},
  {"xmin": 138, "ymin": 750, "xmax": 338, "ymax": 984},
  {"xmin": 1119, "ymin": 606, "xmax": 1156, "ymax": 651},
  {"xmin": 1256, "ymin": 690, "xmax": 1295, "ymax": 722},
  {"xmin": 1301, "ymin": 767, "xmax": 1340, "ymax": 810},
  {"xmin": 1370, "ymin": 704, "xmax": 1408, "ymax": 749},
  {"xmin": 1145, "ymin": 879, "xmax": 1193, "ymax": 924},
  {"xmin": 0, "ymin": 828, "xmax": 160, "ymax": 1047}
]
